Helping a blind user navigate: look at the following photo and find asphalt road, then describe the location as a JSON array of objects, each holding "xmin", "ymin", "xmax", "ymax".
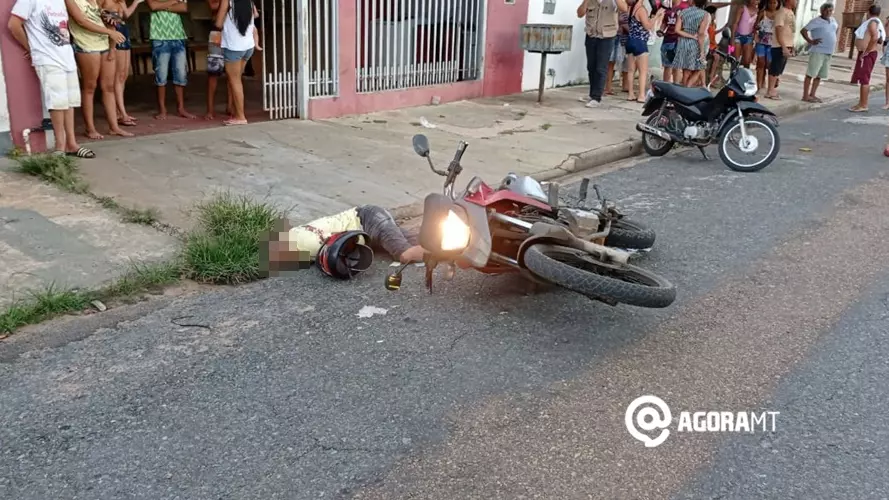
[{"xmin": 3, "ymin": 101, "xmax": 889, "ymax": 500}]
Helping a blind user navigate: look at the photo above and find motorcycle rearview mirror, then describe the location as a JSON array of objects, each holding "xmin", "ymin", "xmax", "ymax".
[
  {"xmin": 721, "ymin": 27, "xmax": 731, "ymax": 39},
  {"xmin": 412, "ymin": 134, "xmax": 431, "ymax": 158},
  {"xmin": 385, "ymin": 262, "xmax": 412, "ymax": 291}
]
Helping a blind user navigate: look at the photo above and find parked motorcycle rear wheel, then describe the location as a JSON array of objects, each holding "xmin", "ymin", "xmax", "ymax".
[
  {"xmin": 523, "ymin": 244, "xmax": 676, "ymax": 308},
  {"xmin": 604, "ymin": 218, "xmax": 656, "ymax": 250},
  {"xmin": 642, "ymin": 114, "xmax": 675, "ymax": 157}
]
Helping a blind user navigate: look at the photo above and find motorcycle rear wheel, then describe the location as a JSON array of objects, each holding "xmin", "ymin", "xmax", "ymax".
[
  {"xmin": 523, "ymin": 244, "xmax": 676, "ymax": 308},
  {"xmin": 642, "ymin": 114, "xmax": 675, "ymax": 157},
  {"xmin": 604, "ymin": 218, "xmax": 656, "ymax": 250}
]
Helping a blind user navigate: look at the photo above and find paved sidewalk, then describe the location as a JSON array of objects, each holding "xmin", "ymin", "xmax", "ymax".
[
  {"xmin": 71, "ymin": 56, "xmax": 872, "ymax": 231},
  {"xmin": 0, "ymin": 162, "xmax": 178, "ymax": 306}
]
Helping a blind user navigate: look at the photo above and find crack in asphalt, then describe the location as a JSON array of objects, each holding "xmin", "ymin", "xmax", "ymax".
[{"xmin": 170, "ymin": 316, "xmax": 212, "ymax": 329}]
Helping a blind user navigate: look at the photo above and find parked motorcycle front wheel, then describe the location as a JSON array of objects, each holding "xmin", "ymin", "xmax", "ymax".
[
  {"xmin": 523, "ymin": 244, "xmax": 676, "ymax": 308},
  {"xmin": 718, "ymin": 116, "xmax": 780, "ymax": 173}
]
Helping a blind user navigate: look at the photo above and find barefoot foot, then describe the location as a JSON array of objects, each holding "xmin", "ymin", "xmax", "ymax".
[
  {"xmin": 154, "ymin": 112, "xmax": 168, "ymax": 120},
  {"xmin": 110, "ymin": 128, "xmax": 134, "ymax": 137},
  {"xmin": 178, "ymin": 109, "xmax": 197, "ymax": 119},
  {"xmin": 86, "ymin": 130, "xmax": 104, "ymax": 140}
]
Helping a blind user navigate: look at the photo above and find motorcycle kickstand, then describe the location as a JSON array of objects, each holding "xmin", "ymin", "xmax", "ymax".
[{"xmin": 697, "ymin": 146, "xmax": 710, "ymax": 161}]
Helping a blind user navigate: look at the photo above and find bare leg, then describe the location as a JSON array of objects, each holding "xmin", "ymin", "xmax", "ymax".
[
  {"xmin": 626, "ymin": 54, "xmax": 637, "ymax": 101},
  {"xmin": 605, "ymin": 62, "xmax": 615, "ymax": 94},
  {"xmin": 206, "ymin": 74, "xmax": 218, "ymax": 119},
  {"xmin": 224, "ymin": 59, "xmax": 248, "ymax": 122},
  {"xmin": 114, "ymin": 49, "xmax": 134, "ymax": 122},
  {"xmin": 174, "ymin": 85, "xmax": 196, "ymax": 119},
  {"xmin": 767, "ymin": 75, "xmax": 779, "ymax": 98},
  {"xmin": 755, "ymin": 56, "xmax": 766, "ymax": 89},
  {"xmin": 64, "ymin": 108, "xmax": 81, "ymax": 153},
  {"xmin": 635, "ymin": 53, "xmax": 649, "ymax": 102},
  {"xmin": 75, "ymin": 52, "xmax": 103, "ymax": 140},
  {"xmin": 156, "ymin": 85, "xmax": 168, "ymax": 119},
  {"xmin": 49, "ymin": 109, "xmax": 66, "ymax": 152},
  {"xmin": 802, "ymin": 75, "xmax": 812, "ymax": 101},
  {"xmin": 100, "ymin": 52, "xmax": 132, "ymax": 137},
  {"xmin": 810, "ymin": 77, "xmax": 822, "ymax": 101}
]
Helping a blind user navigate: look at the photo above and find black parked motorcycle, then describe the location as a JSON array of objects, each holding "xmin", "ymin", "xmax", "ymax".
[{"xmin": 636, "ymin": 28, "xmax": 780, "ymax": 173}]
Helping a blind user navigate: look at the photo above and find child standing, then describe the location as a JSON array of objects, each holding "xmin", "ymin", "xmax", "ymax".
[
  {"xmin": 606, "ymin": 12, "xmax": 630, "ymax": 94},
  {"xmin": 101, "ymin": 0, "xmax": 142, "ymax": 127}
]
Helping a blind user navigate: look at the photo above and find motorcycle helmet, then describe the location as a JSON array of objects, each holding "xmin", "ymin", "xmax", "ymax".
[{"xmin": 317, "ymin": 230, "xmax": 374, "ymax": 279}]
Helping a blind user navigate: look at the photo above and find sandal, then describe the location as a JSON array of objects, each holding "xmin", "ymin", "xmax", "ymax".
[
  {"xmin": 223, "ymin": 118, "xmax": 248, "ymax": 126},
  {"xmin": 67, "ymin": 147, "xmax": 96, "ymax": 159},
  {"xmin": 118, "ymin": 117, "xmax": 137, "ymax": 127},
  {"xmin": 848, "ymin": 106, "xmax": 868, "ymax": 113}
]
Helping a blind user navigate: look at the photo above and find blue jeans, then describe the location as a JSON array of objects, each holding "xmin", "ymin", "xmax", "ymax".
[
  {"xmin": 223, "ymin": 47, "xmax": 255, "ymax": 63},
  {"xmin": 151, "ymin": 39, "xmax": 187, "ymax": 86}
]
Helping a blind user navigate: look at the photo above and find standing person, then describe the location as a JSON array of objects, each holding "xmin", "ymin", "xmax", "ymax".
[
  {"xmin": 765, "ymin": 0, "xmax": 795, "ymax": 100},
  {"xmin": 214, "ymin": 0, "xmax": 260, "ymax": 125},
  {"xmin": 730, "ymin": 0, "xmax": 758, "ymax": 68},
  {"xmin": 66, "ymin": 0, "xmax": 129, "ymax": 139},
  {"xmin": 576, "ymin": 0, "xmax": 630, "ymax": 108},
  {"xmin": 881, "ymin": 17, "xmax": 889, "ymax": 109},
  {"xmin": 604, "ymin": 16, "xmax": 627, "ymax": 94},
  {"xmin": 673, "ymin": 0, "xmax": 710, "ymax": 86},
  {"xmin": 626, "ymin": 0, "xmax": 664, "ymax": 102},
  {"xmin": 146, "ymin": 0, "xmax": 195, "ymax": 120},
  {"xmin": 205, "ymin": 0, "xmax": 231, "ymax": 119},
  {"xmin": 8, "ymin": 0, "xmax": 96, "ymax": 157},
  {"xmin": 102, "ymin": 0, "xmax": 142, "ymax": 127},
  {"xmin": 800, "ymin": 3, "xmax": 838, "ymax": 103},
  {"xmin": 753, "ymin": 0, "xmax": 778, "ymax": 91},
  {"xmin": 659, "ymin": 0, "xmax": 689, "ymax": 83},
  {"xmin": 849, "ymin": 4, "xmax": 885, "ymax": 112}
]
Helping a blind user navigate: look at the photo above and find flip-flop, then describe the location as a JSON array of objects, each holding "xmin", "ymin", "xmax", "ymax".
[
  {"xmin": 765, "ymin": 95, "xmax": 781, "ymax": 100},
  {"xmin": 67, "ymin": 147, "xmax": 96, "ymax": 159},
  {"xmin": 223, "ymin": 119, "xmax": 248, "ymax": 126},
  {"xmin": 118, "ymin": 118, "xmax": 137, "ymax": 127},
  {"xmin": 809, "ymin": 97, "xmax": 823, "ymax": 103},
  {"xmin": 849, "ymin": 107, "xmax": 868, "ymax": 113}
]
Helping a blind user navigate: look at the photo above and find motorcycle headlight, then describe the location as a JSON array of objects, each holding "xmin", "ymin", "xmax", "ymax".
[
  {"xmin": 419, "ymin": 193, "xmax": 471, "ymax": 255},
  {"xmin": 742, "ymin": 81, "xmax": 757, "ymax": 96},
  {"xmin": 440, "ymin": 210, "xmax": 470, "ymax": 251}
]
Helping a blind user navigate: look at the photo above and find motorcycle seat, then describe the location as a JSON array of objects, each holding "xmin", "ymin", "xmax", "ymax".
[{"xmin": 652, "ymin": 81, "xmax": 713, "ymax": 105}]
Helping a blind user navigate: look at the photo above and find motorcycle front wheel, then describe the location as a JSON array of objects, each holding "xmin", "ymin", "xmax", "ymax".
[
  {"xmin": 718, "ymin": 116, "xmax": 780, "ymax": 172},
  {"xmin": 523, "ymin": 244, "xmax": 676, "ymax": 308}
]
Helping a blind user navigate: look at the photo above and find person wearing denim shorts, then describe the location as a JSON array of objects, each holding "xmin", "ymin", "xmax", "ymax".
[
  {"xmin": 215, "ymin": 0, "xmax": 257, "ymax": 125},
  {"xmin": 146, "ymin": 0, "xmax": 195, "ymax": 119}
]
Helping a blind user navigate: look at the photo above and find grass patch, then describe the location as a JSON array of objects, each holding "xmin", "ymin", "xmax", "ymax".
[
  {"xmin": 0, "ymin": 261, "xmax": 181, "ymax": 334},
  {"xmin": 540, "ymin": 123, "xmax": 552, "ymax": 131},
  {"xmin": 183, "ymin": 192, "xmax": 284, "ymax": 285},
  {"xmin": 120, "ymin": 206, "xmax": 160, "ymax": 225},
  {"xmin": 13, "ymin": 153, "xmax": 89, "ymax": 194}
]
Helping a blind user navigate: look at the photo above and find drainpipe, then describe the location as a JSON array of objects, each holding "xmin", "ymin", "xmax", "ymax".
[{"xmin": 21, "ymin": 118, "xmax": 53, "ymax": 155}]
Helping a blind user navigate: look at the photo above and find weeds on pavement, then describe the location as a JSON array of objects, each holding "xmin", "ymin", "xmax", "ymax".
[
  {"xmin": 12, "ymin": 155, "xmax": 161, "ymax": 227},
  {"xmin": 14, "ymin": 153, "xmax": 89, "ymax": 194},
  {"xmin": 0, "ymin": 184, "xmax": 284, "ymax": 335},
  {"xmin": 0, "ymin": 261, "xmax": 181, "ymax": 335},
  {"xmin": 182, "ymin": 192, "xmax": 283, "ymax": 285}
]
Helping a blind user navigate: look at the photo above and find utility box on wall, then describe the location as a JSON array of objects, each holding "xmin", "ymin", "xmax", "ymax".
[
  {"xmin": 543, "ymin": 0, "xmax": 557, "ymax": 14},
  {"xmin": 519, "ymin": 23, "xmax": 573, "ymax": 53}
]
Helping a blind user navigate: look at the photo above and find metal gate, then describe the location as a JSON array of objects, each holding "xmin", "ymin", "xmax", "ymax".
[{"xmin": 259, "ymin": 0, "xmax": 338, "ymax": 119}]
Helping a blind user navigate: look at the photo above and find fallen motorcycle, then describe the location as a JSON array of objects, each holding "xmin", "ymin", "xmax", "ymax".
[
  {"xmin": 384, "ymin": 134, "xmax": 677, "ymax": 309},
  {"xmin": 636, "ymin": 27, "xmax": 780, "ymax": 173}
]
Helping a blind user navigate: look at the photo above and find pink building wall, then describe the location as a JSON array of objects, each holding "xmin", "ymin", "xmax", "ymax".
[
  {"xmin": 308, "ymin": 0, "xmax": 528, "ymax": 119},
  {"xmin": 0, "ymin": 0, "xmax": 48, "ymax": 152}
]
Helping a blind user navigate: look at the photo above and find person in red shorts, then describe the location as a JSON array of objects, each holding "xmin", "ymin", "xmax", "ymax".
[{"xmin": 850, "ymin": 5, "xmax": 884, "ymax": 112}]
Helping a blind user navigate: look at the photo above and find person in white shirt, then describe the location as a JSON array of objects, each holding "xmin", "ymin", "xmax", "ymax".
[
  {"xmin": 214, "ymin": 0, "xmax": 261, "ymax": 126},
  {"xmin": 800, "ymin": 3, "xmax": 838, "ymax": 103},
  {"xmin": 7, "ymin": 0, "xmax": 96, "ymax": 157}
]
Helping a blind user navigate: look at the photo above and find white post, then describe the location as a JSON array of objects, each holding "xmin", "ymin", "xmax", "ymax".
[{"xmin": 297, "ymin": 0, "xmax": 310, "ymax": 118}]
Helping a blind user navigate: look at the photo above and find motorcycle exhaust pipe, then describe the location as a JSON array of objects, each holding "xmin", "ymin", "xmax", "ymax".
[
  {"xmin": 580, "ymin": 240, "xmax": 630, "ymax": 265},
  {"xmin": 636, "ymin": 122, "xmax": 675, "ymax": 142}
]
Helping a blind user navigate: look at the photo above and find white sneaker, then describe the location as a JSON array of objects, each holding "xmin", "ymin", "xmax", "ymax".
[
  {"xmin": 585, "ymin": 99, "xmax": 601, "ymax": 108},
  {"xmin": 578, "ymin": 95, "xmax": 592, "ymax": 103}
]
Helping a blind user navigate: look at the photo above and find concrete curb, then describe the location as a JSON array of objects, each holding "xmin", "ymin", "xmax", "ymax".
[{"xmin": 391, "ymin": 89, "xmax": 878, "ymax": 222}]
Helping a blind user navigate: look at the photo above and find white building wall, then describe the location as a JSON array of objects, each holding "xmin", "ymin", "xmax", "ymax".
[{"xmin": 522, "ymin": 0, "xmax": 733, "ymax": 92}]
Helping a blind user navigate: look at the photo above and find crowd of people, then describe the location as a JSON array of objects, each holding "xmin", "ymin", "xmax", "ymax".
[
  {"xmin": 576, "ymin": 0, "xmax": 858, "ymax": 107},
  {"xmin": 7, "ymin": 0, "xmax": 260, "ymax": 158}
]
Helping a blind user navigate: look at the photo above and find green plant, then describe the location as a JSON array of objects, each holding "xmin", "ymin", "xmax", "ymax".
[
  {"xmin": 183, "ymin": 192, "xmax": 283, "ymax": 285},
  {"xmin": 14, "ymin": 153, "xmax": 89, "ymax": 193}
]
